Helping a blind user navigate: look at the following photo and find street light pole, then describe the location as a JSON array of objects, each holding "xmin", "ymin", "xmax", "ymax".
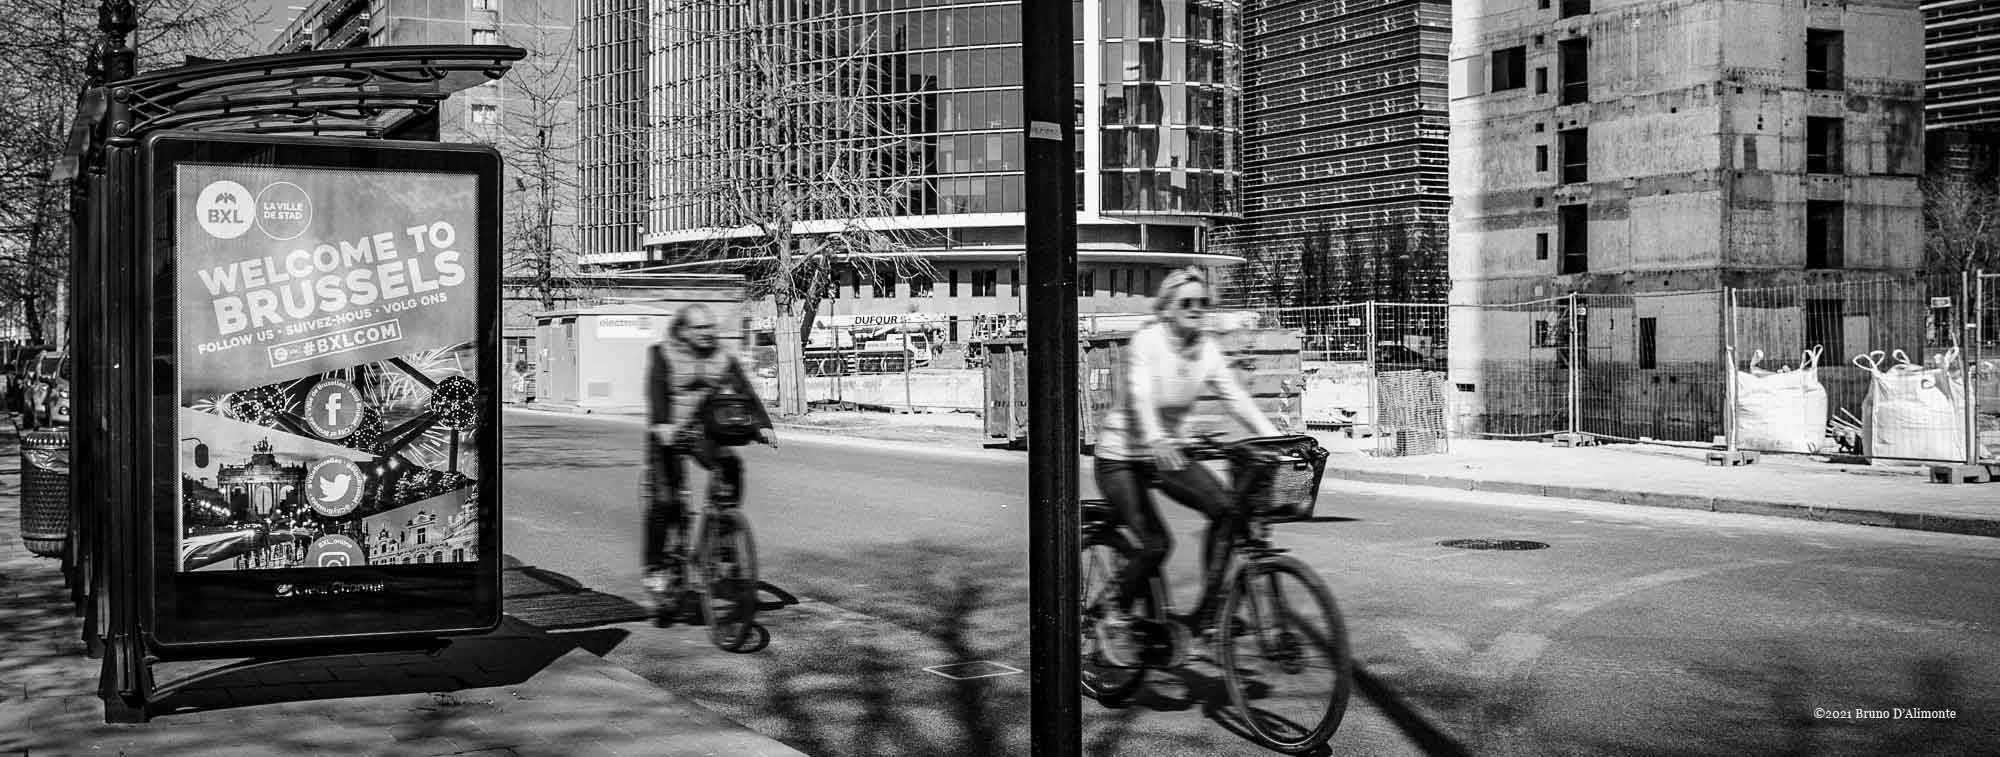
[{"xmin": 1022, "ymin": 0, "xmax": 1079, "ymax": 753}]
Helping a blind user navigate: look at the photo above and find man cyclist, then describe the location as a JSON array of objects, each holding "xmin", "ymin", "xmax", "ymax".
[
  {"xmin": 643, "ymin": 303, "xmax": 776, "ymax": 610},
  {"xmin": 1092, "ymin": 268, "xmax": 1281, "ymax": 666}
]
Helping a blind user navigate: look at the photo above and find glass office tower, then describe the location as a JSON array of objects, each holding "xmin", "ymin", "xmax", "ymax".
[{"xmin": 584, "ymin": 0, "xmax": 1246, "ymax": 318}]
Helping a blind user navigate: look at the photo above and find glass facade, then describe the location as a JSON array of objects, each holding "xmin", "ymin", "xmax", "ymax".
[
  {"xmin": 580, "ymin": 0, "xmax": 647, "ymax": 260},
  {"xmin": 645, "ymin": 0, "xmax": 1241, "ymax": 245},
  {"xmin": 1215, "ymin": 0, "xmax": 1451, "ymax": 306},
  {"xmin": 1097, "ymin": 0, "xmax": 1241, "ymax": 215}
]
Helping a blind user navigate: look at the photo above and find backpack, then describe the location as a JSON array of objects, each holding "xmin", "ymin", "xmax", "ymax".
[{"xmin": 659, "ymin": 344, "xmax": 761, "ymax": 447}]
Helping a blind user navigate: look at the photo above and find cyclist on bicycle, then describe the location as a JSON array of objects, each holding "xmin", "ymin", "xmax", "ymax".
[
  {"xmin": 1093, "ymin": 267, "xmax": 1281, "ymax": 665},
  {"xmin": 643, "ymin": 303, "xmax": 776, "ymax": 601}
]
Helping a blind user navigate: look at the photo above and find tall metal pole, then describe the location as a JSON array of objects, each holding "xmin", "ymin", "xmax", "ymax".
[
  {"xmin": 1364, "ymin": 301, "xmax": 1378, "ymax": 437},
  {"xmin": 1022, "ymin": 0, "xmax": 1079, "ymax": 752},
  {"xmin": 1567, "ymin": 292, "xmax": 1580, "ymax": 439},
  {"xmin": 1724, "ymin": 288, "xmax": 1739, "ymax": 454},
  {"xmin": 96, "ymin": 0, "xmax": 149, "ymax": 721},
  {"xmin": 1964, "ymin": 270, "xmax": 1978, "ymax": 466}
]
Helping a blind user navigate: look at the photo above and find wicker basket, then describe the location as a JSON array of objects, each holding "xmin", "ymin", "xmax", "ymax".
[{"xmin": 1229, "ymin": 435, "xmax": 1329, "ymax": 522}]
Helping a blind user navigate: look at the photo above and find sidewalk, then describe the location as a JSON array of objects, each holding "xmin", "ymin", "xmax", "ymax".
[
  {"xmin": 0, "ymin": 420, "xmax": 804, "ymax": 757},
  {"xmin": 726, "ymin": 405, "xmax": 2000, "ymax": 540},
  {"xmin": 1303, "ymin": 433, "xmax": 2000, "ymax": 538}
]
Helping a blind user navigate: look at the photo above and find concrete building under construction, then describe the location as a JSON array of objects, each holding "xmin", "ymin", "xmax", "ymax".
[{"xmin": 1448, "ymin": 0, "xmax": 1926, "ymax": 439}]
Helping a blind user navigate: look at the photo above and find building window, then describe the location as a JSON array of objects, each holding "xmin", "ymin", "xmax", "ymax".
[
  {"xmin": 851, "ymin": 267, "xmax": 863, "ymax": 297},
  {"xmin": 1559, "ymin": 128, "xmax": 1588, "ymax": 184},
  {"xmin": 1011, "ymin": 267, "xmax": 1021, "ymax": 296},
  {"xmin": 1805, "ymin": 298, "xmax": 1843, "ymax": 354},
  {"xmin": 1561, "ymin": 0, "xmax": 1591, "ymax": 19},
  {"xmin": 1559, "ymin": 39, "xmax": 1589, "ymax": 105},
  {"xmin": 1535, "ymin": 67, "xmax": 1549, "ymax": 95},
  {"xmin": 470, "ymin": 103, "xmax": 498, "ymax": 124},
  {"xmin": 1081, "ymin": 268, "xmax": 1095, "ymax": 297},
  {"xmin": 473, "ymin": 0, "xmax": 494, "ymax": 8},
  {"xmin": 1807, "ymin": 200, "xmax": 1844, "ymax": 269},
  {"xmin": 1492, "ymin": 46, "xmax": 1527, "ymax": 91},
  {"xmin": 1536, "ymin": 145, "xmax": 1549, "ymax": 172},
  {"xmin": 972, "ymin": 269, "xmax": 998, "ymax": 297},
  {"xmin": 910, "ymin": 271, "xmax": 935, "ymax": 298},
  {"xmin": 417, "ymin": 528, "xmax": 428, "ymax": 545},
  {"xmin": 1559, "ymin": 204, "xmax": 1589, "ymax": 274},
  {"xmin": 1807, "ymin": 30, "xmax": 1843, "ymax": 90},
  {"xmin": 948, "ymin": 268, "xmax": 959, "ymax": 297},
  {"xmin": 872, "ymin": 268, "xmax": 894, "ymax": 298},
  {"xmin": 1536, "ymin": 232, "xmax": 1550, "ymax": 260},
  {"xmin": 472, "ymin": 28, "xmax": 498, "ymax": 45},
  {"xmin": 1638, "ymin": 317, "xmax": 1657, "ymax": 370},
  {"xmin": 1807, "ymin": 117, "xmax": 1843, "ymax": 173}
]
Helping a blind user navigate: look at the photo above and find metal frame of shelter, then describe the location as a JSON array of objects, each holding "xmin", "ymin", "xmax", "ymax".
[{"xmin": 56, "ymin": 5, "xmax": 523, "ymax": 721}]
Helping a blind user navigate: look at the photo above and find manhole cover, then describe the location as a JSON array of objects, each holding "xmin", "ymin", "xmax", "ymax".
[{"xmin": 1438, "ymin": 538, "xmax": 1549, "ymax": 551}]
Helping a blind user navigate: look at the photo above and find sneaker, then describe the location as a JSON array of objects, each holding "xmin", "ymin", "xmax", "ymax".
[
  {"xmin": 643, "ymin": 569, "xmax": 671, "ymax": 596},
  {"xmin": 1095, "ymin": 612, "xmax": 1141, "ymax": 668}
]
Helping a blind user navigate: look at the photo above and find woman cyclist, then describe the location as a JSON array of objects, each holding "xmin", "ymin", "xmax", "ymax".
[{"xmin": 1093, "ymin": 267, "xmax": 1281, "ymax": 666}]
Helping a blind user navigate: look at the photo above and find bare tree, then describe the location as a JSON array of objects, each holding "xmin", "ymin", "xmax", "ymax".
[
  {"xmin": 450, "ymin": 4, "xmax": 589, "ymax": 312},
  {"xmin": 651, "ymin": 0, "xmax": 938, "ymax": 415},
  {"xmin": 1923, "ymin": 171, "xmax": 2000, "ymax": 282},
  {"xmin": 0, "ymin": 0, "xmax": 264, "ymax": 343}
]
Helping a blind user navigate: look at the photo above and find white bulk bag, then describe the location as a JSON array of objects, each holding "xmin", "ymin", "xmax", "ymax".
[
  {"xmin": 1734, "ymin": 348, "xmax": 1830, "ymax": 453},
  {"xmin": 1854, "ymin": 349, "xmax": 1967, "ymax": 462}
]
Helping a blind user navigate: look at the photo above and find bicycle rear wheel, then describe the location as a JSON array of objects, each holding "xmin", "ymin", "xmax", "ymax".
[
  {"xmin": 699, "ymin": 509, "xmax": 760, "ymax": 652},
  {"xmin": 1216, "ymin": 555, "xmax": 1352, "ymax": 754},
  {"xmin": 1080, "ymin": 531, "xmax": 1153, "ymax": 705}
]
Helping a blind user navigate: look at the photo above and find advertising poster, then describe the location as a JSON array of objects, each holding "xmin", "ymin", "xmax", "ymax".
[{"xmin": 173, "ymin": 163, "xmax": 485, "ymax": 575}]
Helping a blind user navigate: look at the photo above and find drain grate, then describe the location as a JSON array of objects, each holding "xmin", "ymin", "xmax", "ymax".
[{"xmin": 1438, "ymin": 538, "xmax": 1549, "ymax": 551}]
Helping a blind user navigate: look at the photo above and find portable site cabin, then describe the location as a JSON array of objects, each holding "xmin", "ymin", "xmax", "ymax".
[{"xmin": 533, "ymin": 301, "xmax": 749, "ymax": 414}]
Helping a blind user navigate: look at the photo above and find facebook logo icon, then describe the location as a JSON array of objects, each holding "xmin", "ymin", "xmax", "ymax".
[{"xmin": 304, "ymin": 378, "xmax": 365, "ymax": 440}]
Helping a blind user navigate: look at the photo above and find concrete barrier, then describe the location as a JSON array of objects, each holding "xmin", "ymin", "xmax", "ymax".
[
  {"xmin": 1302, "ymin": 361, "xmax": 1371, "ymax": 427},
  {"xmin": 756, "ymin": 368, "xmax": 984, "ymax": 411}
]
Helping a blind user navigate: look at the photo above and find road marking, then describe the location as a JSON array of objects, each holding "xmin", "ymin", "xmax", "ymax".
[
  {"xmin": 923, "ymin": 660, "xmax": 1024, "ymax": 681},
  {"xmin": 1469, "ymin": 559, "xmax": 1789, "ymax": 748}
]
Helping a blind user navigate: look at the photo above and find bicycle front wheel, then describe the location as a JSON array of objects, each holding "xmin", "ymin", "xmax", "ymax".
[
  {"xmin": 699, "ymin": 509, "xmax": 760, "ymax": 652},
  {"xmin": 1080, "ymin": 531, "xmax": 1150, "ymax": 705},
  {"xmin": 1216, "ymin": 555, "xmax": 1352, "ymax": 754}
]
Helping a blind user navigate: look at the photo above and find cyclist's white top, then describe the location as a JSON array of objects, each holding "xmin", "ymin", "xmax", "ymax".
[{"xmin": 1095, "ymin": 321, "xmax": 1278, "ymax": 461}]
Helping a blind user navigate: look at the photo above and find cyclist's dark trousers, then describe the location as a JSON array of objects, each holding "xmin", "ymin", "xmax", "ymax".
[
  {"xmin": 1093, "ymin": 456, "xmax": 1234, "ymax": 619},
  {"xmin": 643, "ymin": 439, "xmax": 743, "ymax": 571}
]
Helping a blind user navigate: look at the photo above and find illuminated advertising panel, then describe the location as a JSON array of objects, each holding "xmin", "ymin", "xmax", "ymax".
[{"xmin": 145, "ymin": 133, "xmax": 502, "ymax": 648}]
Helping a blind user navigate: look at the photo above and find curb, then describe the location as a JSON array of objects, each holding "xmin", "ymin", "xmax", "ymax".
[{"xmin": 1323, "ymin": 466, "xmax": 2000, "ymax": 539}]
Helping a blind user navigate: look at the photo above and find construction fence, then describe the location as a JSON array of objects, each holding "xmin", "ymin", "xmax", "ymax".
[{"xmin": 1263, "ymin": 270, "xmax": 1998, "ymax": 465}]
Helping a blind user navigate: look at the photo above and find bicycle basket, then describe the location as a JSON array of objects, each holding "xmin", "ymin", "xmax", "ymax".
[{"xmin": 1229, "ymin": 436, "xmax": 1330, "ymax": 522}]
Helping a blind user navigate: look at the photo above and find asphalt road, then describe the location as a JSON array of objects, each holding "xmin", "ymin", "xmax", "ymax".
[{"xmin": 499, "ymin": 408, "xmax": 2000, "ymax": 756}]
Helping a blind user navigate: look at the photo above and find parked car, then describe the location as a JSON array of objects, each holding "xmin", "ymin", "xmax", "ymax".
[{"xmin": 23, "ymin": 350, "xmax": 69, "ymax": 428}]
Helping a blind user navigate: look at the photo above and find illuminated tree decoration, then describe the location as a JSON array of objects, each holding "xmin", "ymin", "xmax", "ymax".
[
  {"xmin": 431, "ymin": 375, "xmax": 479, "ymax": 430},
  {"xmin": 349, "ymin": 404, "xmax": 385, "ymax": 454},
  {"xmin": 226, "ymin": 385, "xmax": 284, "ymax": 427}
]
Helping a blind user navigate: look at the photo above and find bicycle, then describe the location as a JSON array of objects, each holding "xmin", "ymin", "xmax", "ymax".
[
  {"xmin": 1079, "ymin": 433, "xmax": 1352, "ymax": 754},
  {"xmin": 651, "ymin": 476, "xmax": 767, "ymax": 653}
]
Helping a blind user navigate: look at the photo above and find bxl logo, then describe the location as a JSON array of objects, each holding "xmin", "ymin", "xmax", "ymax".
[{"xmin": 195, "ymin": 180, "xmax": 254, "ymax": 239}]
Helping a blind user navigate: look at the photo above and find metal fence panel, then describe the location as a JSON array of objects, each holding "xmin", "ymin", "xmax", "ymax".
[
  {"xmin": 1729, "ymin": 273, "xmax": 1972, "ymax": 462},
  {"xmin": 1449, "ymin": 297, "xmax": 1572, "ymax": 438},
  {"xmin": 1578, "ymin": 291, "xmax": 1725, "ymax": 445}
]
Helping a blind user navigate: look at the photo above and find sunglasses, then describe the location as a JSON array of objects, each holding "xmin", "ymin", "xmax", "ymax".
[{"xmin": 1174, "ymin": 297, "xmax": 1210, "ymax": 311}]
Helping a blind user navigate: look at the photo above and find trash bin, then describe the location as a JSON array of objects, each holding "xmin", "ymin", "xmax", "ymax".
[{"xmin": 18, "ymin": 427, "xmax": 70, "ymax": 558}]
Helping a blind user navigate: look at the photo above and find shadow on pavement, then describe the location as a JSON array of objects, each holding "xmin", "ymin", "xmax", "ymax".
[
  {"xmin": 143, "ymin": 560, "xmax": 646, "ymax": 716},
  {"xmin": 147, "ymin": 615, "xmax": 599, "ymax": 715},
  {"xmin": 1351, "ymin": 663, "xmax": 1472, "ymax": 756}
]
